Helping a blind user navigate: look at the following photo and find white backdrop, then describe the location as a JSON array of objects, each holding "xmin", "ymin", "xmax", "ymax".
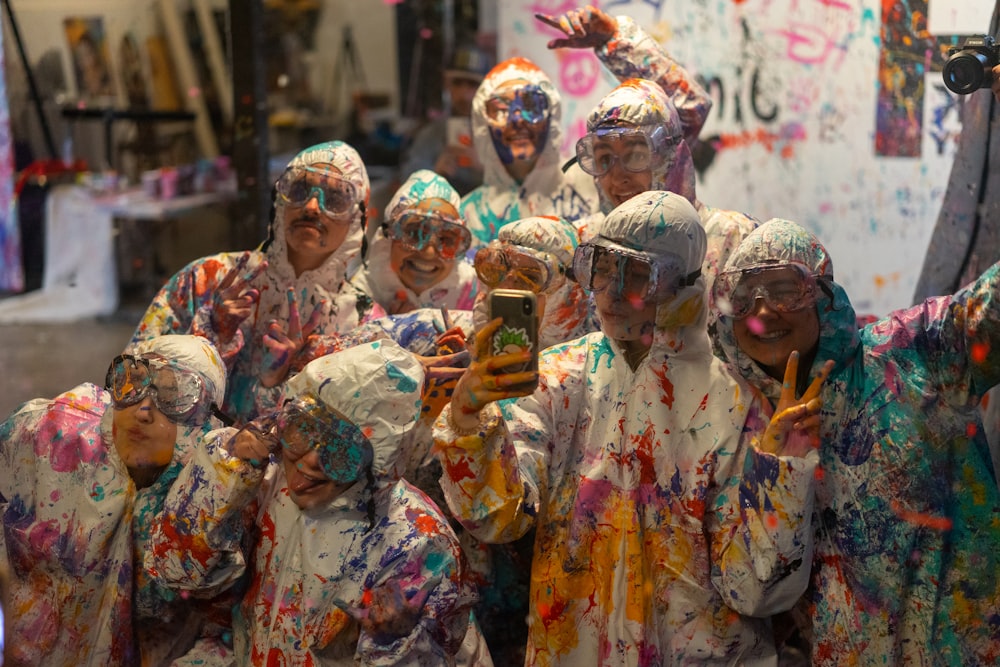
[{"xmin": 498, "ymin": 0, "xmax": 994, "ymax": 316}]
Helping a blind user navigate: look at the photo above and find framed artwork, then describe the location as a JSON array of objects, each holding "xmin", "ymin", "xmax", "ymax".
[{"xmin": 63, "ymin": 17, "xmax": 116, "ymax": 101}]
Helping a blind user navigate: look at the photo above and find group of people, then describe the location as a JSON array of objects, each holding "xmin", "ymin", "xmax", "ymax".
[{"xmin": 2, "ymin": 5, "xmax": 1000, "ymax": 666}]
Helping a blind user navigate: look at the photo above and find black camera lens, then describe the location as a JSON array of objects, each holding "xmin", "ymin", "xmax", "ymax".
[
  {"xmin": 522, "ymin": 299, "xmax": 533, "ymax": 315},
  {"xmin": 943, "ymin": 51, "xmax": 989, "ymax": 95}
]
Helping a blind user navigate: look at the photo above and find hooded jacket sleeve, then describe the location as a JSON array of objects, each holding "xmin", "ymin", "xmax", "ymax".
[
  {"xmin": 882, "ymin": 259, "xmax": 1000, "ymax": 403},
  {"xmin": 432, "ymin": 339, "xmax": 587, "ymax": 544},
  {"xmin": 708, "ymin": 402, "xmax": 818, "ymax": 617},
  {"xmin": 146, "ymin": 426, "xmax": 263, "ymax": 596},
  {"xmin": 129, "ymin": 253, "xmax": 251, "ymax": 367},
  {"xmin": 598, "ymin": 15, "xmax": 712, "ymax": 142}
]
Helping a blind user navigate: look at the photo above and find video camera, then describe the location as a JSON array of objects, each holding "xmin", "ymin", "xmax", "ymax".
[{"xmin": 943, "ymin": 35, "xmax": 1000, "ymax": 95}]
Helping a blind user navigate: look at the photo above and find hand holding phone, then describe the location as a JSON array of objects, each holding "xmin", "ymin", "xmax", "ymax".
[{"xmin": 487, "ymin": 289, "xmax": 540, "ymax": 390}]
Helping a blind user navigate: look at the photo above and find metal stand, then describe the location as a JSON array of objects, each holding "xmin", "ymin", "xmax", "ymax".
[{"xmin": 2, "ymin": 0, "xmax": 57, "ymax": 159}]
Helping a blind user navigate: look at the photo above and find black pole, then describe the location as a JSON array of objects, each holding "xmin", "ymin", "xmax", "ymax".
[
  {"xmin": 229, "ymin": 0, "xmax": 271, "ymax": 248},
  {"xmin": 2, "ymin": 0, "xmax": 58, "ymax": 159}
]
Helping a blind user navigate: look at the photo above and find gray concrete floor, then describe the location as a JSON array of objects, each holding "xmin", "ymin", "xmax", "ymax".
[{"xmin": 0, "ymin": 312, "xmax": 142, "ymax": 420}]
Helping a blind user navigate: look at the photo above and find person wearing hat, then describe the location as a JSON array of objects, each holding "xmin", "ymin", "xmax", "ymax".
[
  {"xmin": 0, "ymin": 335, "xmax": 236, "ymax": 665},
  {"xmin": 434, "ymin": 191, "xmax": 825, "ymax": 664},
  {"xmin": 401, "ymin": 42, "xmax": 495, "ymax": 196},
  {"xmin": 147, "ymin": 339, "xmax": 486, "ymax": 665}
]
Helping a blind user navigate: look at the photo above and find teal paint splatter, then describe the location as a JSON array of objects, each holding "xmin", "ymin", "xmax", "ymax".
[{"xmin": 386, "ymin": 362, "xmax": 418, "ymax": 393}]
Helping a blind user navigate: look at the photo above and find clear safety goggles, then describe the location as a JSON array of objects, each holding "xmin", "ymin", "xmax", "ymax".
[
  {"xmin": 575, "ymin": 125, "xmax": 681, "ymax": 177},
  {"xmin": 713, "ymin": 262, "xmax": 821, "ymax": 320},
  {"xmin": 484, "ymin": 85, "xmax": 550, "ymax": 126},
  {"xmin": 386, "ymin": 211, "xmax": 472, "ymax": 260},
  {"xmin": 277, "ymin": 395, "xmax": 373, "ymax": 485},
  {"xmin": 275, "ymin": 166, "xmax": 360, "ymax": 219},
  {"xmin": 105, "ymin": 354, "xmax": 212, "ymax": 426},
  {"xmin": 572, "ymin": 236, "xmax": 694, "ymax": 301},
  {"xmin": 474, "ymin": 240, "xmax": 568, "ymax": 294}
]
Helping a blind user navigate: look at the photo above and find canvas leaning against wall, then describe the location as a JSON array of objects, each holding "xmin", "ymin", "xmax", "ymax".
[
  {"xmin": 63, "ymin": 16, "xmax": 116, "ymax": 102},
  {"xmin": 499, "ymin": 0, "xmax": 995, "ymax": 317}
]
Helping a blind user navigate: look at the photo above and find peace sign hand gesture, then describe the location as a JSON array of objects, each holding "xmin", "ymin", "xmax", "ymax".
[
  {"xmin": 758, "ymin": 352, "xmax": 834, "ymax": 458},
  {"xmin": 260, "ymin": 288, "xmax": 327, "ymax": 388},
  {"xmin": 213, "ymin": 252, "xmax": 267, "ymax": 344}
]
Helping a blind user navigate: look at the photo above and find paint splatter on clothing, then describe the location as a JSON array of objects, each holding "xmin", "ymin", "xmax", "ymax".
[
  {"xmin": 716, "ymin": 219, "xmax": 1000, "ymax": 665},
  {"xmin": 148, "ymin": 430, "xmax": 477, "ymax": 665},
  {"xmin": 434, "ymin": 328, "xmax": 817, "ymax": 665},
  {"xmin": 0, "ymin": 384, "xmax": 234, "ymax": 665}
]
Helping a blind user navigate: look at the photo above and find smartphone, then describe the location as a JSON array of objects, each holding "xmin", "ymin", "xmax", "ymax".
[{"xmin": 488, "ymin": 289, "xmax": 540, "ymax": 389}]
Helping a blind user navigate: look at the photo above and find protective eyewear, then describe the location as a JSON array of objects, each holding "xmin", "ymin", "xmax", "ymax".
[
  {"xmin": 474, "ymin": 240, "xmax": 567, "ymax": 294},
  {"xmin": 484, "ymin": 85, "xmax": 550, "ymax": 126},
  {"xmin": 575, "ymin": 126, "xmax": 681, "ymax": 177},
  {"xmin": 275, "ymin": 166, "xmax": 359, "ymax": 218},
  {"xmin": 105, "ymin": 355, "xmax": 213, "ymax": 426},
  {"xmin": 277, "ymin": 395, "xmax": 373, "ymax": 485},
  {"xmin": 386, "ymin": 211, "xmax": 472, "ymax": 260},
  {"xmin": 713, "ymin": 262, "xmax": 821, "ymax": 320},
  {"xmin": 572, "ymin": 236, "xmax": 694, "ymax": 301}
]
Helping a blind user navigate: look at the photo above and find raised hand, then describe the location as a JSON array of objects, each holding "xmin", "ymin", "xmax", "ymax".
[
  {"xmin": 260, "ymin": 288, "xmax": 326, "ymax": 388},
  {"xmin": 213, "ymin": 252, "xmax": 267, "ymax": 344},
  {"xmin": 758, "ymin": 352, "xmax": 834, "ymax": 457},
  {"xmin": 417, "ymin": 350, "xmax": 472, "ymax": 423},
  {"xmin": 227, "ymin": 412, "xmax": 281, "ymax": 469},
  {"xmin": 535, "ymin": 5, "xmax": 618, "ymax": 50}
]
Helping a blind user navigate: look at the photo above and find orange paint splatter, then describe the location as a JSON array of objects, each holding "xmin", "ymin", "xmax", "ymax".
[
  {"xmin": 966, "ymin": 422, "xmax": 978, "ymax": 438},
  {"xmin": 414, "ymin": 513, "xmax": 438, "ymax": 535},
  {"xmin": 890, "ymin": 500, "xmax": 953, "ymax": 531}
]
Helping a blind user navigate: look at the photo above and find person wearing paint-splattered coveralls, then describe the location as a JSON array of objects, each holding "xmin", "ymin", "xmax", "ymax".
[
  {"xmin": 537, "ymin": 7, "xmax": 757, "ymax": 330},
  {"xmin": 348, "ymin": 169, "xmax": 479, "ymax": 315},
  {"xmin": 459, "ymin": 6, "xmax": 713, "ymax": 248},
  {"xmin": 146, "ymin": 340, "xmax": 483, "ymax": 666},
  {"xmin": 128, "ymin": 141, "xmax": 383, "ymax": 423},
  {"xmin": 0, "ymin": 335, "xmax": 235, "ymax": 666},
  {"xmin": 435, "ymin": 192, "xmax": 819, "ymax": 665},
  {"xmin": 714, "ymin": 219, "xmax": 1000, "ymax": 665}
]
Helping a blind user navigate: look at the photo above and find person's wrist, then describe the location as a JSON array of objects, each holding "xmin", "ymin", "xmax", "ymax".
[{"xmin": 448, "ymin": 405, "xmax": 484, "ymax": 436}]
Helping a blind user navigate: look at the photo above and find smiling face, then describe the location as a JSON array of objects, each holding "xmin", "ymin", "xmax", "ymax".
[
  {"xmin": 732, "ymin": 292, "xmax": 820, "ymax": 381},
  {"xmin": 111, "ymin": 397, "xmax": 178, "ymax": 488},
  {"xmin": 486, "ymin": 79, "xmax": 550, "ymax": 180},
  {"xmin": 388, "ymin": 198, "xmax": 462, "ymax": 295},
  {"xmin": 283, "ymin": 163, "xmax": 356, "ymax": 275},
  {"xmin": 594, "ymin": 134, "xmax": 654, "ymax": 209}
]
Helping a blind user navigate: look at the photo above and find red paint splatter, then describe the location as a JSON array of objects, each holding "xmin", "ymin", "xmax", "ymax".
[{"xmin": 972, "ymin": 341, "xmax": 990, "ymax": 364}]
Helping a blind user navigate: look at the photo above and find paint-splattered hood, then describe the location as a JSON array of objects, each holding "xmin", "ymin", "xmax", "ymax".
[
  {"xmin": 714, "ymin": 218, "xmax": 860, "ymax": 405},
  {"xmin": 586, "ymin": 78, "xmax": 697, "ymax": 213},
  {"xmin": 472, "ymin": 215, "xmax": 596, "ymax": 349},
  {"xmin": 284, "ymin": 339, "xmax": 424, "ymax": 480},
  {"xmin": 264, "ymin": 140, "xmax": 369, "ymax": 298},
  {"xmin": 471, "ymin": 57, "xmax": 565, "ymax": 194},
  {"xmin": 351, "ymin": 169, "xmax": 477, "ymax": 309}
]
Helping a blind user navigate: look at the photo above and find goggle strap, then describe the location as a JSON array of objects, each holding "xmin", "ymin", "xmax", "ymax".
[
  {"xmin": 212, "ymin": 404, "xmax": 235, "ymax": 427},
  {"xmin": 561, "ymin": 156, "xmax": 579, "ymax": 174},
  {"xmin": 683, "ymin": 268, "xmax": 701, "ymax": 286}
]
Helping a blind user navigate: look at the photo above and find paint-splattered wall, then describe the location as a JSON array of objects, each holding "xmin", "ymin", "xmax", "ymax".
[{"xmin": 501, "ymin": 0, "xmax": 993, "ymax": 316}]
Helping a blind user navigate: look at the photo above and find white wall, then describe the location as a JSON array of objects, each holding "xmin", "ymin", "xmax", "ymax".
[{"xmin": 499, "ymin": 0, "xmax": 995, "ymax": 317}]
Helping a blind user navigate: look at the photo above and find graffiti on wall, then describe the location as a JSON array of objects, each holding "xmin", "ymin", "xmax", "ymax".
[{"xmin": 500, "ymin": 0, "xmax": 990, "ymax": 315}]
